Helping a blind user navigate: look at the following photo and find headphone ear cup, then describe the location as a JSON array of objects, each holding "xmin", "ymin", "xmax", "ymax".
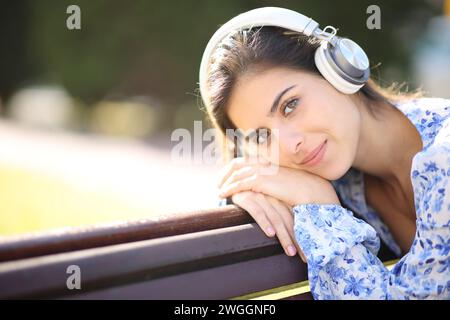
[{"xmin": 314, "ymin": 42, "xmax": 365, "ymax": 94}]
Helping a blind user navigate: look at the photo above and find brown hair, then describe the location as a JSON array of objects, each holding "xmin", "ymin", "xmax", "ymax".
[{"xmin": 200, "ymin": 26, "xmax": 423, "ymax": 162}]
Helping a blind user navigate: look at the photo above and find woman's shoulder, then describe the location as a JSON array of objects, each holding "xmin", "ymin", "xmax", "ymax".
[
  {"xmin": 393, "ymin": 97, "xmax": 450, "ymax": 124},
  {"xmin": 394, "ymin": 97, "xmax": 450, "ymax": 151},
  {"xmin": 410, "ymin": 98, "xmax": 450, "ymax": 192},
  {"xmin": 410, "ymin": 132, "xmax": 450, "ymax": 227},
  {"xmin": 393, "ymin": 96, "xmax": 450, "ymax": 112}
]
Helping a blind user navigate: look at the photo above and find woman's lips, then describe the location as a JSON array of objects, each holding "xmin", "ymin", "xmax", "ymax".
[{"xmin": 301, "ymin": 140, "xmax": 327, "ymax": 166}]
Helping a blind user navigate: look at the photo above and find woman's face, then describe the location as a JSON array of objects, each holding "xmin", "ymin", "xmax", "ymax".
[{"xmin": 226, "ymin": 66, "xmax": 362, "ymax": 181}]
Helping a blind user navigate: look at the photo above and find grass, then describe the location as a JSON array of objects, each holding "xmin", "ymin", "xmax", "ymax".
[{"xmin": 0, "ymin": 166, "xmax": 164, "ymax": 236}]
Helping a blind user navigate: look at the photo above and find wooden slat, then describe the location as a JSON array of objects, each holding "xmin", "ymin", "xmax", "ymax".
[
  {"xmin": 0, "ymin": 205, "xmax": 251, "ymax": 262},
  {"xmin": 0, "ymin": 203, "xmax": 399, "ymax": 300},
  {"xmin": 0, "ymin": 222, "xmax": 308, "ymax": 299},
  {"xmin": 66, "ymin": 253, "xmax": 309, "ymax": 300},
  {"xmin": 0, "ymin": 204, "xmax": 398, "ymax": 264}
]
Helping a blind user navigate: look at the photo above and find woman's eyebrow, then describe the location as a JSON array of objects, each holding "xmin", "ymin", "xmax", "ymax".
[{"xmin": 266, "ymin": 84, "xmax": 297, "ymax": 117}]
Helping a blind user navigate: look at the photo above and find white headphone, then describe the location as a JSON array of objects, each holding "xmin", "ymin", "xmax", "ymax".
[{"xmin": 199, "ymin": 7, "xmax": 371, "ymax": 108}]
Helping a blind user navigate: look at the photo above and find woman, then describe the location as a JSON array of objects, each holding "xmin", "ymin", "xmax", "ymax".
[{"xmin": 199, "ymin": 7, "xmax": 450, "ymax": 299}]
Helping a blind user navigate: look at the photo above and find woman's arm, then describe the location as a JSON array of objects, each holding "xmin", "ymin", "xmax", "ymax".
[{"xmin": 294, "ymin": 144, "xmax": 450, "ymax": 300}]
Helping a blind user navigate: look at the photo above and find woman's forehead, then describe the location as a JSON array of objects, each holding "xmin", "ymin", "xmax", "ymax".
[{"xmin": 227, "ymin": 68, "xmax": 309, "ymax": 127}]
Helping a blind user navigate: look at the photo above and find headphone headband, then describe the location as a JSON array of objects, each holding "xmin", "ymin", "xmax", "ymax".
[
  {"xmin": 199, "ymin": 6, "xmax": 370, "ymax": 108},
  {"xmin": 199, "ymin": 7, "xmax": 322, "ymax": 108}
]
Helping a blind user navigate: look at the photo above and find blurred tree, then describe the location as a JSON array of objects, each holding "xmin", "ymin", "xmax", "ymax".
[
  {"xmin": 0, "ymin": 0, "xmax": 442, "ymax": 130},
  {"xmin": 0, "ymin": 0, "xmax": 35, "ymax": 111}
]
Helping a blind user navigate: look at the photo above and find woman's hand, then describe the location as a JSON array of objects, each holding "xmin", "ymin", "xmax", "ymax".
[
  {"xmin": 218, "ymin": 157, "xmax": 340, "ymax": 207},
  {"xmin": 230, "ymin": 191, "xmax": 307, "ymax": 262}
]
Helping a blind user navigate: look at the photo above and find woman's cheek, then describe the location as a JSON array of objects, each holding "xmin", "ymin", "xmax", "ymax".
[{"xmin": 319, "ymin": 139, "xmax": 352, "ymax": 181}]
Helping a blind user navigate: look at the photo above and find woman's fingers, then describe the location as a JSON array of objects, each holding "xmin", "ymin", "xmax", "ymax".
[
  {"xmin": 254, "ymin": 194, "xmax": 298, "ymax": 257},
  {"xmin": 221, "ymin": 166, "xmax": 256, "ymax": 190},
  {"xmin": 219, "ymin": 174, "xmax": 259, "ymax": 198},
  {"xmin": 217, "ymin": 157, "xmax": 246, "ymax": 188},
  {"xmin": 267, "ymin": 197, "xmax": 307, "ymax": 263},
  {"xmin": 231, "ymin": 193, "xmax": 276, "ymax": 238},
  {"xmin": 217, "ymin": 157, "xmax": 270, "ymax": 189},
  {"xmin": 232, "ymin": 191, "xmax": 307, "ymax": 262}
]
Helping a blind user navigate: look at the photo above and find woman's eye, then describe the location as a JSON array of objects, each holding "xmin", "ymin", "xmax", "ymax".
[
  {"xmin": 282, "ymin": 98, "xmax": 299, "ymax": 116},
  {"xmin": 255, "ymin": 128, "xmax": 271, "ymax": 145}
]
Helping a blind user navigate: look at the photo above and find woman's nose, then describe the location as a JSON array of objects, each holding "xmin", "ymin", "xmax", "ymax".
[{"xmin": 278, "ymin": 129, "xmax": 304, "ymax": 156}]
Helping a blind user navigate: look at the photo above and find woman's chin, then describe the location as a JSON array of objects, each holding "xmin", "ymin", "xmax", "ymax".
[{"xmin": 322, "ymin": 162, "xmax": 352, "ymax": 181}]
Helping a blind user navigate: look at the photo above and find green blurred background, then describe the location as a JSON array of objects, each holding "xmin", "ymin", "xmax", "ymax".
[{"xmin": 0, "ymin": 0, "xmax": 449, "ymax": 236}]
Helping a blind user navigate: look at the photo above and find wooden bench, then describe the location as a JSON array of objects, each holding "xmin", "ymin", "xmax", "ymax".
[{"xmin": 0, "ymin": 205, "xmax": 397, "ymax": 299}]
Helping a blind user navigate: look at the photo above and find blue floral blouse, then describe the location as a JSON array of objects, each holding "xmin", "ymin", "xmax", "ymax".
[{"xmin": 293, "ymin": 97, "xmax": 450, "ymax": 299}]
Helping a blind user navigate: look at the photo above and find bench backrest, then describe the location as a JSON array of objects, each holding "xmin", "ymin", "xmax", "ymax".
[{"xmin": 0, "ymin": 205, "xmax": 313, "ymax": 299}]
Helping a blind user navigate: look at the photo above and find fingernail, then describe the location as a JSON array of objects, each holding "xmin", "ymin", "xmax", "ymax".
[
  {"xmin": 266, "ymin": 227, "xmax": 275, "ymax": 237},
  {"xmin": 287, "ymin": 245, "xmax": 297, "ymax": 256}
]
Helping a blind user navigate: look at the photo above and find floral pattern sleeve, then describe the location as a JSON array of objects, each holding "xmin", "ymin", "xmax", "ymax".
[{"xmin": 293, "ymin": 143, "xmax": 450, "ymax": 299}]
